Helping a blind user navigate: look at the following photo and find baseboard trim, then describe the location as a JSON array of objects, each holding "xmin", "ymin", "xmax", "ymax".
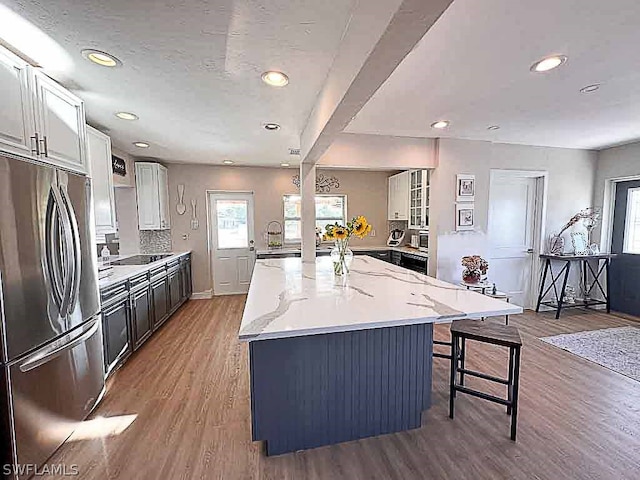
[{"xmin": 191, "ymin": 290, "xmax": 213, "ymax": 300}]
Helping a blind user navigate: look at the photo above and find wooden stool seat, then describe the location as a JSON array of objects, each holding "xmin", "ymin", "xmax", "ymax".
[
  {"xmin": 450, "ymin": 320, "xmax": 522, "ymax": 347},
  {"xmin": 449, "ymin": 320, "xmax": 523, "ymax": 441}
]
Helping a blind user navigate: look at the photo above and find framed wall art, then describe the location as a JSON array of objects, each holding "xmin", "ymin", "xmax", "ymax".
[
  {"xmin": 455, "ymin": 203, "xmax": 475, "ymax": 231},
  {"xmin": 456, "ymin": 174, "xmax": 475, "ymax": 202}
]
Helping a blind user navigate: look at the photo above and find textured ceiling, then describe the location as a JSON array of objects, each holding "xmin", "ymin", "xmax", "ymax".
[
  {"xmin": 346, "ymin": 0, "xmax": 640, "ymax": 150},
  {"xmin": 0, "ymin": 0, "xmax": 356, "ymax": 164}
]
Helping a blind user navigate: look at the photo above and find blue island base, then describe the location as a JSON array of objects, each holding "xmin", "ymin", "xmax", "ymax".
[{"xmin": 249, "ymin": 323, "xmax": 433, "ymax": 455}]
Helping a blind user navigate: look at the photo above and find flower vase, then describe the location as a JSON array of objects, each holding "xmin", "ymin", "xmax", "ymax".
[
  {"xmin": 549, "ymin": 235, "xmax": 564, "ymax": 255},
  {"xmin": 462, "ymin": 268, "xmax": 481, "ymax": 284},
  {"xmin": 330, "ymin": 241, "xmax": 353, "ymax": 276}
]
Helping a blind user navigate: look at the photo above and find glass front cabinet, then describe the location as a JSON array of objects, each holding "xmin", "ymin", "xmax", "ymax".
[{"xmin": 408, "ymin": 169, "xmax": 430, "ymax": 230}]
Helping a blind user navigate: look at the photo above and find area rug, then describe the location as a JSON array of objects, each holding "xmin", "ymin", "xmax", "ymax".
[{"xmin": 541, "ymin": 326, "xmax": 640, "ymax": 382}]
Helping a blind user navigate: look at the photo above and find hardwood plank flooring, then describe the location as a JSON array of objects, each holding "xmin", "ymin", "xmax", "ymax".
[{"xmin": 45, "ymin": 298, "xmax": 640, "ymax": 479}]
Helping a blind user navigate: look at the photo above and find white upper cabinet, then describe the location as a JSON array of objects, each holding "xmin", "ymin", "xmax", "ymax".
[
  {"xmin": 32, "ymin": 69, "xmax": 88, "ymax": 173},
  {"xmin": 388, "ymin": 171, "xmax": 409, "ymax": 221},
  {"xmin": 135, "ymin": 162, "xmax": 171, "ymax": 230},
  {"xmin": 408, "ymin": 169, "xmax": 430, "ymax": 230},
  {"xmin": 0, "ymin": 48, "xmax": 35, "ymax": 158},
  {"xmin": 156, "ymin": 165, "xmax": 170, "ymax": 229},
  {"xmin": 0, "ymin": 44, "xmax": 88, "ymax": 174},
  {"xmin": 87, "ymin": 126, "xmax": 116, "ymax": 239}
]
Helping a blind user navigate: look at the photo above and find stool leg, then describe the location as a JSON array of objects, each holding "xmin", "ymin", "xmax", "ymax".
[
  {"xmin": 449, "ymin": 333, "xmax": 458, "ymax": 419},
  {"xmin": 507, "ymin": 347, "xmax": 514, "ymax": 415},
  {"xmin": 510, "ymin": 346, "xmax": 522, "ymax": 441},
  {"xmin": 459, "ymin": 337, "xmax": 466, "ymax": 387}
]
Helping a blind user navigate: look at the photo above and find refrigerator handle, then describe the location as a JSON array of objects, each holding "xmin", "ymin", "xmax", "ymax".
[
  {"xmin": 44, "ymin": 187, "xmax": 65, "ymax": 311},
  {"xmin": 18, "ymin": 317, "xmax": 101, "ymax": 373},
  {"xmin": 52, "ymin": 186, "xmax": 75, "ymax": 318},
  {"xmin": 59, "ymin": 184, "xmax": 82, "ymax": 312}
]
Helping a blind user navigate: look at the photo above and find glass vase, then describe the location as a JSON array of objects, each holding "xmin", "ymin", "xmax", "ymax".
[
  {"xmin": 462, "ymin": 268, "xmax": 481, "ymax": 284},
  {"xmin": 330, "ymin": 241, "xmax": 353, "ymax": 276}
]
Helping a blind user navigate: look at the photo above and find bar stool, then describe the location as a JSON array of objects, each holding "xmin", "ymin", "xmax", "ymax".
[{"xmin": 449, "ymin": 320, "xmax": 523, "ymax": 441}]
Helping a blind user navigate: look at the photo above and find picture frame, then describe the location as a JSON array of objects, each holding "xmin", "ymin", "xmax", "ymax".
[
  {"xmin": 455, "ymin": 203, "xmax": 475, "ymax": 231},
  {"xmin": 456, "ymin": 174, "xmax": 475, "ymax": 202},
  {"xmin": 570, "ymin": 232, "xmax": 589, "ymax": 255}
]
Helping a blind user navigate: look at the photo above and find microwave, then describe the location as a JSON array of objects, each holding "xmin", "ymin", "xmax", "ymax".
[{"xmin": 417, "ymin": 230, "xmax": 429, "ymax": 252}]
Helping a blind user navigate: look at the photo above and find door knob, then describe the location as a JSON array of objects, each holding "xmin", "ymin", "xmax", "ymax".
[{"xmin": 526, "ymin": 248, "xmax": 535, "ymax": 254}]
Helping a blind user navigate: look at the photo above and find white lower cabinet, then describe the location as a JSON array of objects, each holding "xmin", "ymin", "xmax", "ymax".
[
  {"xmin": 135, "ymin": 162, "xmax": 171, "ymax": 230},
  {"xmin": 87, "ymin": 126, "xmax": 116, "ymax": 240}
]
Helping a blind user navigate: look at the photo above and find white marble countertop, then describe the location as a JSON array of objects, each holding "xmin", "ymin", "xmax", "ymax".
[
  {"xmin": 257, "ymin": 245, "xmax": 429, "ymax": 258},
  {"xmin": 239, "ymin": 256, "xmax": 522, "ymax": 341},
  {"xmin": 98, "ymin": 251, "xmax": 191, "ymax": 289}
]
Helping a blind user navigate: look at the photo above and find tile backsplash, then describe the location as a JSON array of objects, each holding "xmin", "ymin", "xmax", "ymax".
[{"xmin": 140, "ymin": 230, "xmax": 172, "ymax": 253}]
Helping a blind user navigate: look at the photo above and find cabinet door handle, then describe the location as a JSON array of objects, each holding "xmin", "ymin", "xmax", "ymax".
[
  {"xmin": 40, "ymin": 136, "xmax": 49, "ymax": 157},
  {"xmin": 30, "ymin": 133, "xmax": 40, "ymax": 156}
]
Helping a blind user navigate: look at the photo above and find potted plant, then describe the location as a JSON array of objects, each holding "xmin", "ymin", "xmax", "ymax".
[{"xmin": 461, "ymin": 255, "xmax": 489, "ymax": 284}]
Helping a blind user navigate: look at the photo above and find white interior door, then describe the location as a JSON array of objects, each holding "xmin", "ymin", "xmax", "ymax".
[
  {"xmin": 209, "ymin": 192, "xmax": 255, "ymax": 295},
  {"xmin": 488, "ymin": 173, "xmax": 539, "ymax": 308}
]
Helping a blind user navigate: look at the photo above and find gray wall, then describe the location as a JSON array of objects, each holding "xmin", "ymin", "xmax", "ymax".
[
  {"xmin": 429, "ymin": 138, "xmax": 598, "ymax": 275},
  {"xmin": 593, "ymin": 141, "xmax": 640, "ymax": 245}
]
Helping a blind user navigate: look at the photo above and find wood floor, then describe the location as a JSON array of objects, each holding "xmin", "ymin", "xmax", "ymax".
[{"xmin": 46, "ymin": 298, "xmax": 640, "ymax": 480}]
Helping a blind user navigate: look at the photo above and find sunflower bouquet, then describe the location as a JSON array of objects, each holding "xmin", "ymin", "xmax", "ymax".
[{"xmin": 325, "ymin": 215, "xmax": 372, "ymax": 275}]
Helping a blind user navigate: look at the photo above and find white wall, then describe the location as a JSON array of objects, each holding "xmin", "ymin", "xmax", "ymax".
[
  {"xmin": 429, "ymin": 138, "xmax": 597, "ymax": 276},
  {"xmin": 318, "ymin": 133, "xmax": 437, "ymax": 169},
  {"xmin": 165, "ymin": 165, "xmax": 391, "ymax": 294},
  {"xmin": 114, "ymin": 187, "xmax": 140, "ymax": 255},
  {"xmin": 111, "ymin": 148, "xmax": 139, "ymax": 254},
  {"xmin": 593, "ymin": 142, "xmax": 640, "ymax": 246}
]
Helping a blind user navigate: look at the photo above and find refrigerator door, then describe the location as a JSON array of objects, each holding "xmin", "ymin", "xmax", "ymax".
[
  {"xmin": 0, "ymin": 156, "xmax": 100, "ymax": 363},
  {"xmin": 7, "ymin": 316, "xmax": 105, "ymax": 477},
  {"xmin": 0, "ymin": 156, "xmax": 63, "ymax": 362},
  {"xmin": 56, "ymin": 170, "xmax": 100, "ymax": 326}
]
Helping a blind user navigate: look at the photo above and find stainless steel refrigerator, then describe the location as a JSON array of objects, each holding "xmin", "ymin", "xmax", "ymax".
[{"xmin": 0, "ymin": 154, "xmax": 104, "ymax": 478}]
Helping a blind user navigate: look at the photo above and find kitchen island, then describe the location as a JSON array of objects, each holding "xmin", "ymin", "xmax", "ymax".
[{"xmin": 239, "ymin": 256, "xmax": 522, "ymax": 455}]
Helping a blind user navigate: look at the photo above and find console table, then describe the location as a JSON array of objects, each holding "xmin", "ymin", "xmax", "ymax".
[{"xmin": 535, "ymin": 254, "xmax": 616, "ymax": 319}]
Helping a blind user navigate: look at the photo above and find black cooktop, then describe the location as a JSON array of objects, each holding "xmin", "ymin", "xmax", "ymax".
[{"xmin": 110, "ymin": 254, "xmax": 172, "ymax": 266}]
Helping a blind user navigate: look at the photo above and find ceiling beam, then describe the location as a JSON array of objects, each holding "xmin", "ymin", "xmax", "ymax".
[{"xmin": 300, "ymin": 0, "xmax": 453, "ymax": 165}]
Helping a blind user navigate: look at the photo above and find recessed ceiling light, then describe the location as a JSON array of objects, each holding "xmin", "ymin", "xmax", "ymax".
[
  {"xmin": 81, "ymin": 49, "xmax": 122, "ymax": 67},
  {"xmin": 115, "ymin": 112, "xmax": 138, "ymax": 121},
  {"xmin": 280, "ymin": 162, "xmax": 290, "ymax": 167},
  {"xmin": 264, "ymin": 123, "xmax": 281, "ymax": 131},
  {"xmin": 487, "ymin": 125, "xmax": 500, "ymax": 131},
  {"xmin": 431, "ymin": 120, "xmax": 449, "ymax": 129},
  {"xmin": 580, "ymin": 84, "xmax": 601, "ymax": 94},
  {"xmin": 223, "ymin": 160, "xmax": 234, "ymax": 165},
  {"xmin": 261, "ymin": 71, "xmax": 289, "ymax": 87},
  {"xmin": 530, "ymin": 55, "xmax": 567, "ymax": 73},
  {"xmin": 133, "ymin": 142, "xmax": 149, "ymax": 148}
]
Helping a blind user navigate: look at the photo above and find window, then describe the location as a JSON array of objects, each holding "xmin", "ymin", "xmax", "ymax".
[
  {"xmin": 215, "ymin": 199, "xmax": 249, "ymax": 249},
  {"xmin": 283, "ymin": 195, "xmax": 346, "ymax": 242},
  {"xmin": 623, "ymin": 187, "xmax": 640, "ymax": 254}
]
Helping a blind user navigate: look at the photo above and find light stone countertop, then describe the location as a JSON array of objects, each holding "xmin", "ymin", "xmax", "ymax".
[
  {"xmin": 257, "ymin": 245, "xmax": 429, "ymax": 258},
  {"xmin": 239, "ymin": 256, "xmax": 522, "ymax": 341},
  {"xmin": 98, "ymin": 251, "xmax": 191, "ymax": 290}
]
